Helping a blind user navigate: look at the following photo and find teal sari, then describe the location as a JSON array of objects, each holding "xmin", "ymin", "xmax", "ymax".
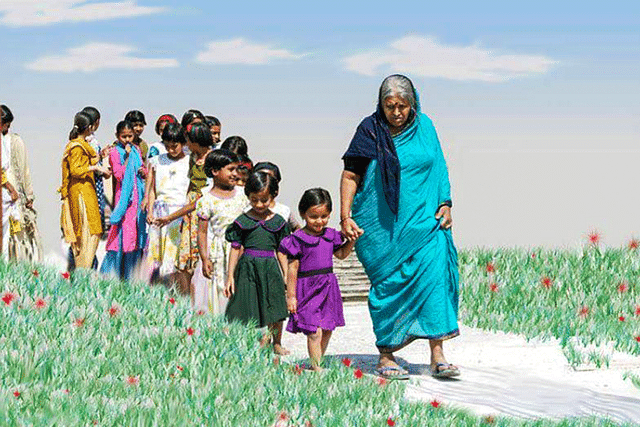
[{"xmin": 352, "ymin": 111, "xmax": 459, "ymax": 352}]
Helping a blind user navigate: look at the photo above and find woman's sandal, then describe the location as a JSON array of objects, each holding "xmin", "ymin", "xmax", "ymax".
[
  {"xmin": 375, "ymin": 365, "xmax": 410, "ymax": 381},
  {"xmin": 431, "ymin": 362, "xmax": 460, "ymax": 378}
]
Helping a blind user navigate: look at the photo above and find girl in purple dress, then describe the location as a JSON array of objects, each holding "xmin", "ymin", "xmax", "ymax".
[{"xmin": 278, "ymin": 188, "xmax": 357, "ymax": 371}]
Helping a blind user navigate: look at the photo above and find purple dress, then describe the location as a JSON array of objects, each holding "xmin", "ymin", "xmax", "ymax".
[{"xmin": 278, "ymin": 227, "xmax": 346, "ymax": 335}]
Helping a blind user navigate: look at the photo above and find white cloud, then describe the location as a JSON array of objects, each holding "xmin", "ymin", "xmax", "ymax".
[
  {"xmin": 343, "ymin": 35, "xmax": 558, "ymax": 82},
  {"xmin": 196, "ymin": 38, "xmax": 306, "ymax": 65},
  {"xmin": 0, "ymin": 0, "xmax": 165, "ymax": 27},
  {"xmin": 26, "ymin": 43, "xmax": 179, "ymax": 72}
]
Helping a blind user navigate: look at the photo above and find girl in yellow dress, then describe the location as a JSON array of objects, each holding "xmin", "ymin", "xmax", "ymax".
[{"xmin": 59, "ymin": 112, "xmax": 110, "ymax": 269}]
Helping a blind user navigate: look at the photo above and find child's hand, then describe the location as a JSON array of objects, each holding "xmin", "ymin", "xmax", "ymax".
[
  {"xmin": 96, "ymin": 164, "xmax": 111, "ymax": 176},
  {"xmin": 8, "ymin": 186, "xmax": 19, "ymax": 203},
  {"xmin": 146, "ymin": 213, "xmax": 155, "ymax": 224},
  {"xmin": 224, "ymin": 278, "xmax": 235, "ymax": 298},
  {"xmin": 153, "ymin": 216, "xmax": 171, "ymax": 227},
  {"xmin": 341, "ymin": 217, "xmax": 364, "ymax": 241},
  {"xmin": 286, "ymin": 295, "xmax": 297, "ymax": 314},
  {"xmin": 100, "ymin": 146, "xmax": 111, "ymax": 159},
  {"xmin": 202, "ymin": 259, "xmax": 213, "ymax": 279}
]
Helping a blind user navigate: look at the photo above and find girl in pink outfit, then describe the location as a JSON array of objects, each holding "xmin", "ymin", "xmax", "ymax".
[{"xmin": 100, "ymin": 121, "xmax": 147, "ymax": 280}]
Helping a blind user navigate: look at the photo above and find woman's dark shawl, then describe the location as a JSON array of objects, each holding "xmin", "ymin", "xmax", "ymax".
[{"xmin": 342, "ymin": 108, "xmax": 402, "ymax": 215}]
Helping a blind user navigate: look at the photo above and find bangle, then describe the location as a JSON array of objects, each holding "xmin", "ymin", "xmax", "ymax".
[{"xmin": 340, "ymin": 217, "xmax": 351, "ymax": 223}]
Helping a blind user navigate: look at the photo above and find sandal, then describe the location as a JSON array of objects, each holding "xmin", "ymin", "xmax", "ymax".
[
  {"xmin": 431, "ymin": 362, "xmax": 460, "ymax": 378},
  {"xmin": 375, "ymin": 365, "xmax": 409, "ymax": 381}
]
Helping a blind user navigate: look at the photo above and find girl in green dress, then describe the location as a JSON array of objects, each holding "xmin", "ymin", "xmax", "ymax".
[{"xmin": 225, "ymin": 171, "xmax": 291, "ymax": 355}]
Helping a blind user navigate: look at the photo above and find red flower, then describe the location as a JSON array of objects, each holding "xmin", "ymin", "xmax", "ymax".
[
  {"xmin": 32, "ymin": 269, "xmax": 39, "ymax": 277},
  {"xmin": 354, "ymin": 369, "xmax": 363, "ymax": 379},
  {"xmin": 293, "ymin": 364, "xmax": 303, "ymax": 375},
  {"xmin": 430, "ymin": 399, "xmax": 440, "ymax": 408},
  {"xmin": 635, "ymin": 306, "xmax": 640, "ymax": 316},
  {"xmin": 35, "ymin": 298, "xmax": 46, "ymax": 309},
  {"xmin": 2, "ymin": 292, "xmax": 16, "ymax": 305},
  {"xmin": 73, "ymin": 318, "xmax": 85, "ymax": 328},
  {"xmin": 177, "ymin": 365, "xmax": 183, "ymax": 371},
  {"xmin": 126, "ymin": 376, "xmax": 139, "ymax": 385},
  {"xmin": 618, "ymin": 282, "xmax": 628, "ymax": 293},
  {"xmin": 108, "ymin": 305, "xmax": 119, "ymax": 317},
  {"xmin": 13, "ymin": 390, "xmax": 20, "ymax": 398},
  {"xmin": 541, "ymin": 277, "xmax": 553, "ymax": 289},
  {"xmin": 278, "ymin": 412, "xmax": 288, "ymax": 421},
  {"xmin": 196, "ymin": 310, "xmax": 205, "ymax": 315},
  {"xmin": 186, "ymin": 327, "xmax": 195, "ymax": 336},
  {"xmin": 377, "ymin": 377, "xmax": 387, "ymax": 386},
  {"xmin": 342, "ymin": 357, "xmax": 352, "ymax": 367},
  {"xmin": 486, "ymin": 262, "xmax": 495, "ymax": 273},
  {"xmin": 579, "ymin": 306, "xmax": 590, "ymax": 317},
  {"xmin": 629, "ymin": 239, "xmax": 639, "ymax": 250},
  {"xmin": 619, "ymin": 316, "xmax": 625, "ymax": 322},
  {"xmin": 634, "ymin": 336, "xmax": 640, "ymax": 342},
  {"xmin": 168, "ymin": 297, "xmax": 175, "ymax": 305},
  {"xmin": 61, "ymin": 271, "xmax": 70, "ymax": 279},
  {"xmin": 63, "ymin": 389, "xmax": 69, "ymax": 394},
  {"xmin": 587, "ymin": 231, "xmax": 601, "ymax": 246},
  {"xmin": 387, "ymin": 418, "xmax": 396, "ymax": 426},
  {"xmin": 531, "ymin": 253, "xmax": 537, "ymax": 259},
  {"xmin": 489, "ymin": 283, "xmax": 499, "ymax": 293}
]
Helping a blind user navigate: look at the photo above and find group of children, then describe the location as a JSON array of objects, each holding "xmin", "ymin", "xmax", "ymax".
[{"xmin": 59, "ymin": 107, "xmax": 357, "ymax": 369}]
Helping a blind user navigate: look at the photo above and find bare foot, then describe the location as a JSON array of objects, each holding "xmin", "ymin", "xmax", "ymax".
[{"xmin": 273, "ymin": 343, "xmax": 290, "ymax": 355}]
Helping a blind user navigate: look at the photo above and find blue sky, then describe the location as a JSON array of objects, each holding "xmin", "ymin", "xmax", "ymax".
[{"xmin": 1, "ymin": 1, "xmax": 639, "ymax": 254}]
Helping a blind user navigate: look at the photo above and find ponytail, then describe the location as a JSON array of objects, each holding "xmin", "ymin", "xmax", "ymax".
[{"xmin": 69, "ymin": 112, "xmax": 92, "ymax": 140}]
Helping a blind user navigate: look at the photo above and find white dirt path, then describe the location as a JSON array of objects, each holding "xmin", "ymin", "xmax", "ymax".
[{"xmin": 280, "ymin": 303, "xmax": 640, "ymax": 424}]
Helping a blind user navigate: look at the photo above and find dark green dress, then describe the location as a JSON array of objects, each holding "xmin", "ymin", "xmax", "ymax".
[{"xmin": 225, "ymin": 213, "xmax": 291, "ymax": 327}]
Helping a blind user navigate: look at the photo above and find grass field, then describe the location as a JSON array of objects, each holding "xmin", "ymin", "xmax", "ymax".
[
  {"xmin": 1, "ymin": 243, "xmax": 639, "ymax": 426},
  {"xmin": 459, "ymin": 243, "xmax": 640, "ymax": 368}
]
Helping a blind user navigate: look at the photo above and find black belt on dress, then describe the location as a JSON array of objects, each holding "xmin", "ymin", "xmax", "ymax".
[{"xmin": 297, "ymin": 267, "xmax": 333, "ymax": 278}]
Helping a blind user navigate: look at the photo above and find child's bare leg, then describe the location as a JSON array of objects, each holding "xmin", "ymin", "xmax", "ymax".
[
  {"xmin": 260, "ymin": 329, "xmax": 272, "ymax": 347},
  {"xmin": 270, "ymin": 321, "xmax": 290, "ymax": 355},
  {"xmin": 320, "ymin": 329, "xmax": 332, "ymax": 357},
  {"xmin": 307, "ymin": 328, "xmax": 323, "ymax": 371}
]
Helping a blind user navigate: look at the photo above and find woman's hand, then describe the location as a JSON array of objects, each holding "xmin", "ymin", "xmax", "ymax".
[
  {"xmin": 435, "ymin": 205, "xmax": 452, "ymax": 229},
  {"xmin": 224, "ymin": 278, "xmax": 235, "ymax": 298},
  {"xmin": 341, "ymin": 217, "xmax": 364, "ymax": 241},
  {"xmin": 286, "ymin": 295, "xmax": 297, "ymax": 314}
]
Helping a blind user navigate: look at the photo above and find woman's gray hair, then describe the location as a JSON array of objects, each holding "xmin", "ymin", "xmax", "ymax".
[{"xmin": 378, "ymin": 75, "xmax": 416, "ymax": 109}]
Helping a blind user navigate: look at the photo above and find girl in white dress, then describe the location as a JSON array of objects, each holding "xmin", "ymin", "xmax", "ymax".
[
  {"xmin": 145, "ymin": 123, "xmax": 190, "ymax": 282},
  {"xmin": 195, "ymin": 149, "xmax": 248, "ymax": 314}
]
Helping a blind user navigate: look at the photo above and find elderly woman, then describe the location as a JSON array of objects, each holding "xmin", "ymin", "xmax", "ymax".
[{"xmin": 340, "ymin": 75, "xmax": 460, "ymax": 380}]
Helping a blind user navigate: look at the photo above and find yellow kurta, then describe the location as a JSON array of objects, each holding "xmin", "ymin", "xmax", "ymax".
[{"xmin": 60, "ymin": 137, "xmax": 102, "ymax": 242}]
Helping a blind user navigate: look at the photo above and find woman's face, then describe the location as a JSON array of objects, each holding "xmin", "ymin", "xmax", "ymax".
[{"xmin": 382, "ymin": 95, "xmax": 411, "ymax": 131}]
